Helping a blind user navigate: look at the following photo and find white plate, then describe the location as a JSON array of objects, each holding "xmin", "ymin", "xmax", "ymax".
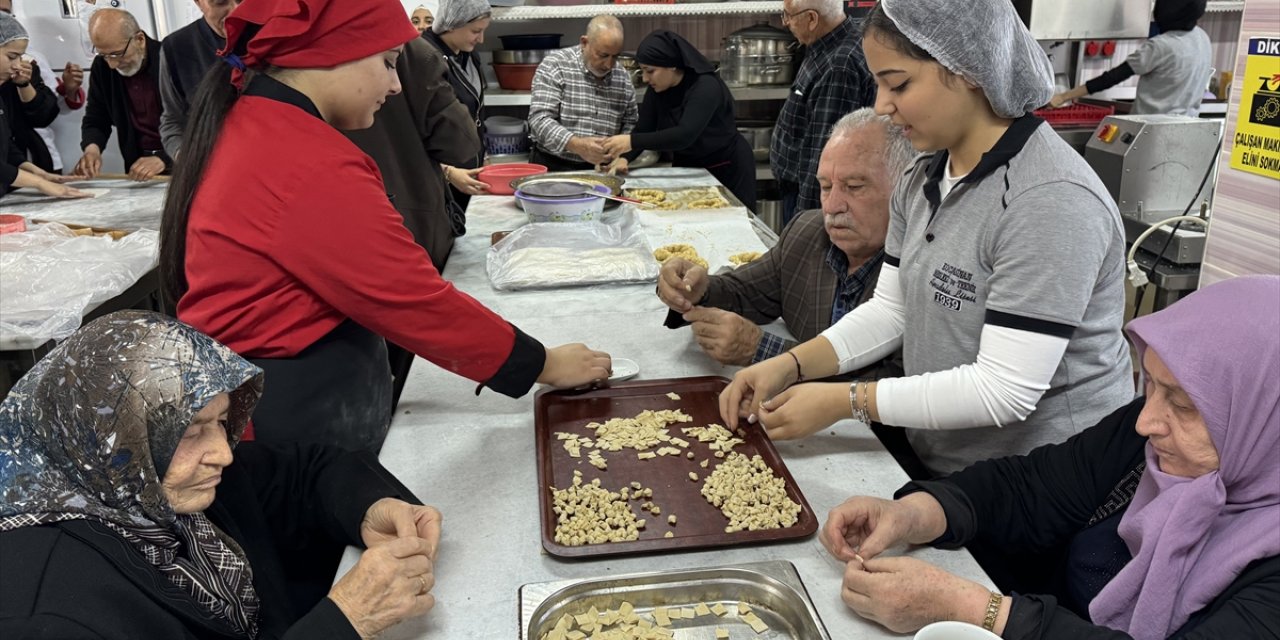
[{"xmin": 608, "ymin": 357, "xmax": 640, "ymax": 383}]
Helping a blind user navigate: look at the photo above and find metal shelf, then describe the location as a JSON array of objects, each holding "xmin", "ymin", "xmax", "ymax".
[
  {"xmin": 491, "ymin": 1, "xmax": 783, "ymax": 21},
  {"xmin": 1204, "ymin": 0, "xmax": 1243, "ymax": 12},
  {"xmin": 484, "ymin": 85, "xmax": 788, "ymax": 106},
  {"xmin": 755, "ymin": 163, "xmax": 773, "ymax": 180}
]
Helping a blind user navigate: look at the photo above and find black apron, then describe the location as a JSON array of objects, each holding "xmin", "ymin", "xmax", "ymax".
[
  {"xmin": 677, "ymin": 134, "xmax": 757, "ymax": 212},
  {"xmin": 249, "ymin": 320, "xmax": 393, "ymax": 453}
]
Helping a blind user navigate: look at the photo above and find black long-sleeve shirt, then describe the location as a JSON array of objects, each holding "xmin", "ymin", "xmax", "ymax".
[
  {"xmin": 1, "ymin": 65, "xmax": 59, "ymax": 189},
  {"xmin": 898, "ymin": 398, "xmax": 1280, "ymax": 639},
  {"xmin": 629, "ymin": 72, "xmax": 739, "ymax": 166}
]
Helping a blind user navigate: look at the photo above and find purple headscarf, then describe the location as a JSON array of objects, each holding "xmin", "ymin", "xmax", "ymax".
[{"xmin": 1090, "ymin": 275, "xmax": 1280, "ymax": 639}]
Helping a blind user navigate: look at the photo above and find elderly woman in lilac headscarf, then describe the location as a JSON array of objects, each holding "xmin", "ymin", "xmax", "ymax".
[{"xmin": 814, "ymin": 275, "xmax": 1280, "ymax": 639}]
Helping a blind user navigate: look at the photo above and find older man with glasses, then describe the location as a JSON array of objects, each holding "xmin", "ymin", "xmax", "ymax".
[
  {"xmin": 771, "ymin": 0, "xmax": 875, "ymax": 226},
  {"xmin": 73, "ymin": 8, "xmax": 170, "ymax": 181}
]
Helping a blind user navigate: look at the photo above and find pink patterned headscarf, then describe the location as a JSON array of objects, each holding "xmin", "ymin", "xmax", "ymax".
[{"xmin": 1090, "ymin": 275, "xmax": 1280, "ymax": 639}]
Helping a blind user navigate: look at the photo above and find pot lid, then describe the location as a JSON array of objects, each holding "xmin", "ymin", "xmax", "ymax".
[{"xmin": 726, "ymin": 22, "xmax": 795, "ymax": 41}]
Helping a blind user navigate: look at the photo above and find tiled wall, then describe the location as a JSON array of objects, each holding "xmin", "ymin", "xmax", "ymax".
[{"xmin": 1200, "ymin": 0, "xmax": 1280, "ymax": 283}]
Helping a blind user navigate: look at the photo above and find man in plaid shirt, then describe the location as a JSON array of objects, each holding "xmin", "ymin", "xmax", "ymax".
[
  {"xmin": 528, "ymin": 16, "xmax": 637, "ymax": 171},
  {"xmin": 770, "ymin": 0, "xmax": 877, "ymax": 225},
  {"xmin": 659, "ymin": 109, "xmax": 913, "ymax": 381}
]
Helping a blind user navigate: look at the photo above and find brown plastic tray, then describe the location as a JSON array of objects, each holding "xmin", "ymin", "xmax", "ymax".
[{"xmin": 534, "ymin": 376, "xmax": 818, "ymax": 559}]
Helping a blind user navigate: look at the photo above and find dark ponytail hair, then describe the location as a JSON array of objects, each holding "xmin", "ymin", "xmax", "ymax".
[
  {"xmin": 860, "ymin": 3, "xmax": 933, "ymax": 63},
  {"xmin": 159, "ymin": 24, "xmax": 262, "ymax": 312}
]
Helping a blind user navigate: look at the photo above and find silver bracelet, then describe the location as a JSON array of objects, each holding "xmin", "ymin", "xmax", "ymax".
[{"xmin": 849, "ymin": 382, "xmax": 870, "ymax": 424}]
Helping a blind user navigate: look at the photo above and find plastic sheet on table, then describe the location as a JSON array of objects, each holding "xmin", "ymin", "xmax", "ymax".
[
  {"xmin": 0, "ymin": 223, "xmax": 158, "ymax": 345},
  {"xmin": 486, "ymin": 212, "xmax": 659, "ymax": 291}
]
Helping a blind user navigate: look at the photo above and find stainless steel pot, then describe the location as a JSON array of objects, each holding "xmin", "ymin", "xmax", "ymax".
[
  {"xmin": 720, "ymin": 23, "xmax": 798, "ymax": 87},
  {"xmin": 616, "ymin": 53, "xmax": 645, "ymax": 89},
  {"xmin": 738, "ymin": 122, "xmax": 774, "ymax": 163},
  {"xmin": 493, "ymin": 49, "xmax": 554, "ymax": 64}
]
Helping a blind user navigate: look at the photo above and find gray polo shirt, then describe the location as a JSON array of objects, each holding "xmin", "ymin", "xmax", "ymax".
[
  {"xmin": 1128, "ymin": 27, "xmax": 1212, "ymax": 116},
  {"xmin": 887, "ymin": 116, "xmax": 1134, "ymax": 474}
]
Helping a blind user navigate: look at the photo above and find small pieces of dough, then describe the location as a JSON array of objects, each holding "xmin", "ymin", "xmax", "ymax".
[{"xmin": 653, "ymin": 243, "xmax": 708, "ymax": 270}]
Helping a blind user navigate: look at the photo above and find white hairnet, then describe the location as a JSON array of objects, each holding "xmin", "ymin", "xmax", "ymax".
[
  {"xmin": 432, "ymin": 0, "xmax": 490, "ymax": 34},
  {"xmin": 881, "ymin": 0, "xmax": 1053, "ymax": 118},
  {"xmin": 0, "ymin": 12, "xmax": 29, "ymax": 47}
]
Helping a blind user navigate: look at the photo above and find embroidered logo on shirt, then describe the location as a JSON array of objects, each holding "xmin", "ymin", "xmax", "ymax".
[{"xmin": 929, "ymin": 262, "xmax": 977, "ymax": 312}]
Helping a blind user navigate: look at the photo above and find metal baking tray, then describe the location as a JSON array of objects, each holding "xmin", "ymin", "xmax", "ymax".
[
  {"xmin": 520, "ymin": 560, "xmax": 831, "ymax": 639},
  {"xmin": 533, "ymin": 376, "xmax": 818, "ymax": 558},
  {"xmin": 624, "ymin": 185, "xmax": 744, "ymax": 210}
]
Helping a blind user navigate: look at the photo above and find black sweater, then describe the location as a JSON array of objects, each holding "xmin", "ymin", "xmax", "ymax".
[
  {"xmin": 899, "ymin": 398, "xmax": 1280, "ymax": 639},
  {"xmin": 81, "ymin": 36, "xmax": 173, "ymax": 171},
  {"xmin": 629, "ymin": 72, "xmax": 740, "ymax": 166},
  {"xmin": 0, "ymin": 443, "xmax": 418, "ymax": 639},
  {"xmin": 1, "ymin": 65, "xmax": 59, "ymax": 188}
]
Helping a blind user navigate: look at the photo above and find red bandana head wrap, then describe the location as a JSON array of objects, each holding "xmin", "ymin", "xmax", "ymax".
[{"xmin": 219, "ymin": 0, "xmax": 418, "ymax": 88}]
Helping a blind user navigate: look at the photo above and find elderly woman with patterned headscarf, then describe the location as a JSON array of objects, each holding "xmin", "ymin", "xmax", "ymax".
[
  {"xmin": 817, "ymin": 276, "xmax": 1280, "ymax": 638},
  {"xmin": 0, "ymin": 312, "xmax": 442, "ymax": 639},
  {"xmin": 600, "ymin": 29, "xmax": 756, "ymax": 210},
  {"xmin": 721, "ymin": 0, "xmax": 1132, "ymax": 481}
]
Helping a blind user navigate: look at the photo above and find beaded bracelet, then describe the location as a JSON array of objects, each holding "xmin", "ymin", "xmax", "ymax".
[{"xmin": 982, "ymin": 591, "xmax": 1003, "ymax": 631}]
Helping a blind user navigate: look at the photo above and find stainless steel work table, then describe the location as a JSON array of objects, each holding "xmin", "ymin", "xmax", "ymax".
[{"xmin": 340, "ymin": 168, "xmax": 992, "ymax": 639}]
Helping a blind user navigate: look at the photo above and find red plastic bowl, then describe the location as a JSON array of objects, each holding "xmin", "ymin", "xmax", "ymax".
[
  {"xmin": 0, "ymin": 214, "xmax": 27, "ymax": 234},
  {"xmin": 493, "ymin": 63, "xmax": 539, "ymax": 91},
  {"xmin": 477, "ymin": 163, "xmax": 548, "ymax": 195}
]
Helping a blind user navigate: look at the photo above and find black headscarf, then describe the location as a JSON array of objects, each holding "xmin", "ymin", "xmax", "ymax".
[
  {"xmin": 1154, "ymin": 0, "xmax": 1206, "ymax": 32},
  {"xmin": 636, "ymin": 29, "xmax": 714, "ymax": 75},
  {"xmin": 0, "ymin": 311, "xmax": 266, "ymax": 638}
]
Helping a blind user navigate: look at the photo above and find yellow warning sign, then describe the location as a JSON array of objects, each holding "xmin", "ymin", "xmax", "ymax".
[{"xmin": 1230, "ymin": 36, "xmax": 1280, "ymax": 180}]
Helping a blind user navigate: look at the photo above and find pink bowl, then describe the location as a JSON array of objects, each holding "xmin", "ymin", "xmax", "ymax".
[{"xmin": 477, "ymin": 163, "xmax": 548, "ymax": 195}]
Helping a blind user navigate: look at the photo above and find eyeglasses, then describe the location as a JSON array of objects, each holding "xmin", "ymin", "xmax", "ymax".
[
  {"xmin": 95, "ymin": 32, "xmax": 141, "ymax": 61},
  {"xmin": 781, "ymin": 6, "xmax": 816, "ymax": 23}
]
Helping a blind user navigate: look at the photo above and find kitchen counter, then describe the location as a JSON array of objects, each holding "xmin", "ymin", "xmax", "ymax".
[{"xmin": 339, "ymin": 168, "xmax": 992, "ymax": 639}]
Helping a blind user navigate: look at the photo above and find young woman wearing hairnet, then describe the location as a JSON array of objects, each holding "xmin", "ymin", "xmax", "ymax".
[
  {"xmin": 423, "ymin": 0, "xmax": 492, "ymax": 207},
  {"xmin": 410, "ymin": 5, "xmax": 434, "ymax": 33},
  {"xmin": 817, "ymin": 275, "xmax": 1280, "ymax": 638},
  {"xmin": 719, "ymin": 0, "xmax": 1133, "ymax": 478},
  {"xmin": 1051, "ymin": 0, "xmax": 1212, "ymax": 116}
]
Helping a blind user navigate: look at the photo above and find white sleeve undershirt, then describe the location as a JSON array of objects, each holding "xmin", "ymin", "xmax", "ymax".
[
  {"xmin": 820, "ymin": 264, "xmax": 1072, "ymax": 430},
  {"xmin": 819, "ymin": 263, "xmax": 908, "ymax": 373}
]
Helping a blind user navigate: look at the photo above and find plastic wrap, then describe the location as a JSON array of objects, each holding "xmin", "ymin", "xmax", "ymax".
[
  {"xmin": 486, "ymin": 213, "xmax": 659, "ymax": 291},
  {"xmin": 0, "ymin": 223, "xmax": 158, "ymax": 346}
]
